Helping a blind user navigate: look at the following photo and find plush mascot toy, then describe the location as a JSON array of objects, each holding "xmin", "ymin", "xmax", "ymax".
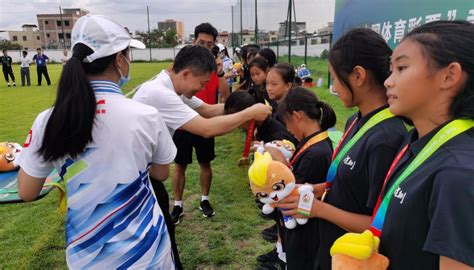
[
  {"xmin": 330, "ymin": 230, "xmax": 389, "ymax": 270},
  {"xmin": 248, "ymin": 151, "xmax": 313, "ymax": 229},
  {"xmin": 254, "ymin": 139, "xmax": 296, "ymax": 162},
  {"xmin": 0, "ymin": 142, "xmax": 22, "ymax": 172}
]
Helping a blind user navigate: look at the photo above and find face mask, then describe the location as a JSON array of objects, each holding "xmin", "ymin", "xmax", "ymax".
[{"xmin": 116, "ymin": 54, "xmax": 131, "ymax": 87}]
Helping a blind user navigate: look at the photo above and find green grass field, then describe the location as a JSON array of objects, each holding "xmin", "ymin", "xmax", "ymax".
[{"xmin": 0, "ymin": 61, "xmax": 355, "ymax": 269}]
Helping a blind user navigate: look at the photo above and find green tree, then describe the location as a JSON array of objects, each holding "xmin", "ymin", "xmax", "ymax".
[
  {"xmin": 135, "ymin": 28, "xmax": 178, "ymax": 48},
  {"xmin": 320, "ymin": 49, "xmax": 329, "ymax": 59},
  {"xmin": 135, "ymin": 29, "xmax": 163, "ymax": 48},
  {"xmin": 0, "ymin": 40, "xmax": 21, "ymax": 50},
  {"xmin": 161, "ymin": 29, "xmax": 178, "ymax": 48}
]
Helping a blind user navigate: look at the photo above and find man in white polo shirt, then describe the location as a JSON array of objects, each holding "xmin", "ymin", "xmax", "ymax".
[
  {"xmin": 134, "ymin": 45, "xmax": 270, "ymax": 138},
  {"xmin": 132, "ymin": 45, "xmax": 271, "ymax": 267}
]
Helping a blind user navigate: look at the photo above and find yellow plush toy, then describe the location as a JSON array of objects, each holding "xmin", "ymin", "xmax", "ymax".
[
  {"xmin": 248, "ymin": 151, "xmax": 313, "ymax": 229},
  {"xmin": 0, "ymin": 142, "xmax": 22, "ymax": 172},
  {"xmin": 330, "ymin": 230, "xmax": 389, "ymax": 270}
]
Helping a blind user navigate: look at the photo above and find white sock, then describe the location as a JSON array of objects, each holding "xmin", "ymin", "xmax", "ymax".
[
  {"xmin": 174, "ymin": 200, "xmax": 183, "ymax": 207},
  {"xmin": 276, "ymin": 241, "xmax": 286, "ymax": 262},
  {"xmin": 201, "ymin": 195, "xmax": 209, "ymax": 202}
]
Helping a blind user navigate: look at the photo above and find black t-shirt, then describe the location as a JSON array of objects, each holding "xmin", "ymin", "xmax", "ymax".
[
  {"xmin": 285, "ymin": 131, "xmax": 333, "ymax": 270},
  {"xmin": 238, "ymin": 63, "xmax": 251, "ymax": 89},
  {"xmin": 0, "ymin": 56, "xmax": 12, "ymax": 69},
  {"xmin": 315, "ymin": 105, "xmax": 407, "ymax": 270},
  {"xmin": 291, "ymin": 130, "xmax": 333, "ymax": 185},
  {"xmin": 255, "ymin": 116, "xmax": 298, "ymax": 145},
  {"xmin": 379, "ymin": 126, "xmax": 474, "ymax": 269},
  {"xmin": 271, "ymin": 101, "xmax": 286, "ymax": 126}
]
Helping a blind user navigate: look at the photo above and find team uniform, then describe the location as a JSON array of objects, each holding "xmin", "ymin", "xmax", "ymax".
[
  {"xmin": 18, "ymin": 81, "xmax": 177, "ymax": 269},
  {"xmin": 255, "ymin": 116, "xmax": 298, "ymax": 145},
  {"xmin": 254, "ymin": 114, "xmax": 298, "ymax": 268},
  {"xmin": 315, "ymin": 106, "xmax": 407, "ymax": 270},
  {"xmin": 285, "ymin": 131, "xmax": 333, "ymax": 270},
  {"xmin": 377, "ymin": 125, "xmax": 474, "ymax": 269}
]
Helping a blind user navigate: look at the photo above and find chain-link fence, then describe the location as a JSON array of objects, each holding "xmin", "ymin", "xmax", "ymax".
[{"xmin": 230, "ymin": 0, "xmax": 334, "ymax": 87}]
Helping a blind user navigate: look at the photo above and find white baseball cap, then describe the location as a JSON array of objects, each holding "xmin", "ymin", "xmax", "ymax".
[
  {"xmin": 72, "ymin": 14, "xmax": 145, "ymax": 63},
  {"xmin": 216, "ymin": 43, "xmax": 225, "ymax": 52}
]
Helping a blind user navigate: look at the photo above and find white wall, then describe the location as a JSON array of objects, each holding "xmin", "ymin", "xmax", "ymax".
[
  {"xmin": 7, "ymin": 43, "xmax": 330, "ymax": 63},
  {"xmin": 268, "ymin": 43, "xmax": 329, "ymax": 58}
]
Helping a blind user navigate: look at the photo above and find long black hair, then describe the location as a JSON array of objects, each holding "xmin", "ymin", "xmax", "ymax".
[
  {"xmin": 278, "ymin": 86, "xmax": 336, "ymax": 131},
  {"xmin": 248, "ymin": 56, "xmax": 269, "ymax": 74},
  {"xmin": 257, "ymin": 48, "xmax": 277, "ymax": 67},
  {"xmin": 404, "ymin": 20, "xmax": 474, "ymax": 119},
  {"xmin": 328, "ymin": 28, "xmax": 392, "ymax": 97},
  {"xmin": 38, "ymin": 43, "xmax": 128, "ymax": 161}
]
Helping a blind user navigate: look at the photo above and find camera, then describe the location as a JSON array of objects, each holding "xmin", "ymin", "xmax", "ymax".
[{"xmin": 211, "ymin": 45, "xmax": 220, "ymax": 58}]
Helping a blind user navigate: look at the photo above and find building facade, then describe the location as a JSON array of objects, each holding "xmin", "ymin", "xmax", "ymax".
[
  {"xmin": 278, "ymin": 20, "xmax": 306, "ymax": 37},
  {"xmin": 157, "ymin": 19, "xmax": 184, "ymax": 43},
  {"xmin": 216, "ymin": 31, "xmax": 230, "ymax": 47},
  {"xmin": 37, "ymin": 8, "xmax": 89, "ymax": 49},
  {"xmin": 2, "ymin": 24, "xmax": 42, "ymax": 50}
]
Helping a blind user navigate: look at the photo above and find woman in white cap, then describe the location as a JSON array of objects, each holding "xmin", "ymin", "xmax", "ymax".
[{"xmin": 17, "ymin": 14, "xmax": 177, "ymax": 269}]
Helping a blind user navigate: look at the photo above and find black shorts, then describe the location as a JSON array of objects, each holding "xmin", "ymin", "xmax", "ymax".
[{"xmin": 173, "ymin": 129, "xmax": 215, "ymax": 165}]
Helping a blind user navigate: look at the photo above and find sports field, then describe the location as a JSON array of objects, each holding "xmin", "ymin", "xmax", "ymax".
[{"xmin": 0, "ymin": 60, "xmax": 355, "ymax": 269}]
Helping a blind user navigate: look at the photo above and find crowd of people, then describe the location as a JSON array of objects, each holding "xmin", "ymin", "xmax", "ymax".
[
  {"xmin": 11, "ymin": 13, "xmax": 473, "ymax": 270},
  {"xmin": 0, "ymin": 47, "xmax": 59, "ymax": 87}
]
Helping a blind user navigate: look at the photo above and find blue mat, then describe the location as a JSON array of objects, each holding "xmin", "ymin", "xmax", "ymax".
[{"xmin": 0, "ymin": 170, "xmax": 61, "ymax": 203}]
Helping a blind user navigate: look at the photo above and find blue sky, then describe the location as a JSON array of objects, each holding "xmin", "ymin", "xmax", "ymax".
[{"xmin": 0, "ymin": 0, "xmax": 335, "ymax": 36}]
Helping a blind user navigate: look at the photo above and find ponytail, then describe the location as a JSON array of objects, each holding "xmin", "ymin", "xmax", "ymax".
[
  {"xmin": 319, "ymin": 101, "xmax": 337, "ymax": 131},
  {"xmin": 278, "ymin": 86, "xmax": 336, "ymax": 131},
  {"xmin": 38, "ymin": 44, "xmax": 123, "ymax": 161}
]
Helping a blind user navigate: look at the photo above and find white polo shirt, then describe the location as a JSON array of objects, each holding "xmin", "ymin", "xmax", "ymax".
[
  {"xmin": 20, "ymin": 56, "xmax": 31, "ymax": 68},
  {"xmin": 132, "ymin": 70, "xmax": 204, "ymax": 135},
  {"xmin": 18, "ymin": 80, "xmax": 176, "ymax": 269}
]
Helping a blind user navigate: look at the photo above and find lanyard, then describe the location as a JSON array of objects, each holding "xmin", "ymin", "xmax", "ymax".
[
  {"xmin": 370, "ymin": 119, "xmax": 474, "ymax": 237},
  {"xmin": 238, "ymin": 120, "xmax": 255, "ymax": 166},
  {"xmin": 332, "ymin": 118, "xmax": 358, "ymax": 161},
  {"xmin": 243, "ymin": 120, "xmax": 256, "ymax": 158},
  {"xmin": 321, "ymin": 108, "xmax": 395, "ymax": 201},
  {"xmin": 288, "ymin": 131, "xmax": 329, "ymax": 168}
]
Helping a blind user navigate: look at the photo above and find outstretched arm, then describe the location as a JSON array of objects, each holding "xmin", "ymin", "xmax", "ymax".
[
  {"xmin": 181, "ymin": 103, "xmax": 271, "ymax": 138},
  {"xmin": 194, "ymin": 103, "xmax": 225, "ymax": 118}
]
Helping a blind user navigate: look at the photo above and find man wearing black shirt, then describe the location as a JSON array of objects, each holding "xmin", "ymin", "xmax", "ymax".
[{"xmin": 1, "ymin": 50, "xmax": 16, "ymax": 87}]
